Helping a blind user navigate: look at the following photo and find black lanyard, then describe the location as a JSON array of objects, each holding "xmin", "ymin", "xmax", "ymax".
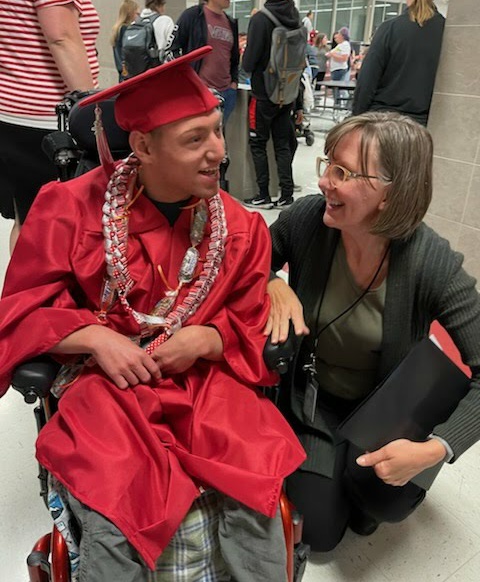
[
  {"xmin": 304, "ymin": 242, "xmax": 391, "ymax": 379},
  {"xmin": 301, "ymin": 242, "xmax": 390, "ymax": 423}
]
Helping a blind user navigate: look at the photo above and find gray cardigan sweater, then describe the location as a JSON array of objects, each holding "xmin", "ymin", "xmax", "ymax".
[{"xmin": 271, "ymin": 195, "xmax": 480, "ymax": 476}]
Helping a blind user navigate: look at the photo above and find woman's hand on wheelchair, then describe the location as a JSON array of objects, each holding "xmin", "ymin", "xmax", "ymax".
[{"xmin": 265, "ymin": 278, "xmax": 309, "ymax": 344}]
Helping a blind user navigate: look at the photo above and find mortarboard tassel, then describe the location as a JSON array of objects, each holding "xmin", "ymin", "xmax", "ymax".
[{"xmin": 93, "ymin": 103, "xmax": 116, "ymax": 176}]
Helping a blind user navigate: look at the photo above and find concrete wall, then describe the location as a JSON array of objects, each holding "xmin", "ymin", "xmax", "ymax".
[{"xmin": 427, "ymin": 0, "xmax": 480, "ymax": 282}]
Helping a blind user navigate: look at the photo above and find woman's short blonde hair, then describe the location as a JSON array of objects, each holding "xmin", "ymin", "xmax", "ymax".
[{"xmin": 324, "ymin": 111, "xmax": 433, "ymax": 240}]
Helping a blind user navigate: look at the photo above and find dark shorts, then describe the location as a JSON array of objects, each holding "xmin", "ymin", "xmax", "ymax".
[{"xmin": 0, "ymin": 120, "xmax": 57, "ymax": 223}]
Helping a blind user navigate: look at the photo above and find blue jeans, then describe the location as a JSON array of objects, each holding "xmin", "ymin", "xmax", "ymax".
[
  {"xmin": 220, "ymin": 87, "xmax": 237, "ymax": 125},
  {"xmin": 330, "ymin": 69, "xmax": 346, "ymax": 107}
]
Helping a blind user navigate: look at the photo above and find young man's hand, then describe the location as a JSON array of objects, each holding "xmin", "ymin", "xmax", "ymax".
[
  {"xmin": 50, "ymin": 325, "xmax": 162, "ymax": 390},
  {"xmin": 151, "ymin": 325, "xmax": 224, "ymax": 375}
]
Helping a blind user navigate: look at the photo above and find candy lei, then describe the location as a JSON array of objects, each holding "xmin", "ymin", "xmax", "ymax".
[{"xmin": 101, "ymin": 153, "xmax": 227, "ymax": 350}]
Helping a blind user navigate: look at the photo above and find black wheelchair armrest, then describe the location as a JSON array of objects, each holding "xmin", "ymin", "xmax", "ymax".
[
  {"xmin": 263, "ymin": 324, "xmax": 300, "ymax": 375},
  {"xmin": 11, "ymin": 356, "xmax": 61, "ymax": 404}
]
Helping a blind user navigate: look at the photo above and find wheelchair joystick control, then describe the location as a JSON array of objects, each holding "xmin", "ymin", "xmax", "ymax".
[
  {"xmin": 276, "ymin": 357, "xmax": 290, "ymax": 375},
  {"xmin": 23, "ymin": 390, "xmax": 39, "ymax": 405}
]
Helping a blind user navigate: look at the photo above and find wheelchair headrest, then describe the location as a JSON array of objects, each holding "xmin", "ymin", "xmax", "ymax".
[{"xmin": 68, "ymin": 94, "xmax": 130, "ymax": 157}]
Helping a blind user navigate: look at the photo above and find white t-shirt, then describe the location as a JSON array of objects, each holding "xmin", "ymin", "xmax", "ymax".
[
  {"xmin": 329, "ymin": 40, "xmax": 351, "ymax": 72},
  {"xmin": 140, "ymin": 8, "xmax": 174, "ymax": 56},
  {"xmin": 302, "ymin": 16, "xmax": 313, "ymax": 37}
]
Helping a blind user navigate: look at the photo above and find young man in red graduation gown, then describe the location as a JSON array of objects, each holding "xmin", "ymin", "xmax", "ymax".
[{"xmin": 0, "ymin": 48, "xmax": 305, "ymax": 580}]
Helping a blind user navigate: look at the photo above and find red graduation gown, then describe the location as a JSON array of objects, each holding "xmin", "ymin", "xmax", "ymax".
[{"xmin": 0, "ymin": 166, "xmax": 306, "ymax": 569}]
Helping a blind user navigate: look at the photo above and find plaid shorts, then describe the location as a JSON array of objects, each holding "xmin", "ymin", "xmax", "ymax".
[
  {"xmin": 66, "ymin": 487, "xmax": 286, "ymax": 581},
  {"xmin": 152, "ymin": 489, "xmax": 231, "ymax": 581}
]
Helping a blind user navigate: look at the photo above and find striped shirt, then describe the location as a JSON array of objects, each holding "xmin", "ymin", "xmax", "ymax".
[{"xmin": 0, "ymin": 0, "xmax": 99, "ymax": 129}]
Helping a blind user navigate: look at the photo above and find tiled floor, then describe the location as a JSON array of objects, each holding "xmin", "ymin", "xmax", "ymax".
[{"xmin": 1, "ymin": 111, "xmax": 479, "ymax": 581}]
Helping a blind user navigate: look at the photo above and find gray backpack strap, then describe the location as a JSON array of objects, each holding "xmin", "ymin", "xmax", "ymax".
[{"xmin": 261, "ymin": 7, "xmax": 281, "ymax": 27}]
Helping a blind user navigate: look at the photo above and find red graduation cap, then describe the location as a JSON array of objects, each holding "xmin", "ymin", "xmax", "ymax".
[{"xmin": 79, "ymin": 46, "xmax": 220, "ymax": 133}]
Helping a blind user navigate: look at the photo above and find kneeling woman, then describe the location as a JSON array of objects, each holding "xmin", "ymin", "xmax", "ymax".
[{"xmin": 267, "ymin": 112, "xmax": 480, "ymax": 551}]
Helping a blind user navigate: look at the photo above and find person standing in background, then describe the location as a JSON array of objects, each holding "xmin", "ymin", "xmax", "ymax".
[
  {"xmin": 237, "ymin": 31, "xmax": 249, "ymax": 84},
  {"xmin": 111, "ymin": 0, "xmax": 140, "ymax": 81},
  {"xmin": 314, "ymin": 33, "xmax": 329, "ymax": 87},
  {"xmin": 352, "ymin": 0, "xmax": 445, "ymax": 125},
  {"xmin": 167, "ymin": 0, "xmax": 239, "ymax": 124},
  {"xmin": 338, "ymin": 27, "xmax": 352, "ymax": 81},
  {"xmin": 0, "ymin": 0, "xmax": 99, "ymax": 252},
  {"xmin": 242, "ymin": 0, "xmax": 302, "ymax": 210},
  {"xmin": 306, "ymin": 30, "xmax": 319, "ymax": 84},
  {"xmin": 327, "ymin": 29, "xmax": 350, "ymax": 81},
  {"xmin": 302, "ymin": 10, "xmax": 313, "ymax": 38},
  {"xmin": 326, "ymin": 28, "xmax": 351, "ymax": 105},
  {"xmin": 139, "ymin": 0, "xmax": 174, "ymax": 64}
]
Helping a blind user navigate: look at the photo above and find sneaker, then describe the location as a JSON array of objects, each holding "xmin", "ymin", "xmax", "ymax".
[
  {"xmin": 243, "ymin": 195, "xmax": 274, "ymax": 210},
  {"xmin": 274, "ymin": 196, "xmax": 294, "ymax": 208}
]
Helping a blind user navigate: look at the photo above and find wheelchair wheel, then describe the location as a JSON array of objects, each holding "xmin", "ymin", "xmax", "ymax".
[
  {"xmin": 293, "ymin": 541, "xmax": 310, "ymax": 581},
  {"xmin": 305, "ymin": 132, "xmax": 315, "ymax": 147}
]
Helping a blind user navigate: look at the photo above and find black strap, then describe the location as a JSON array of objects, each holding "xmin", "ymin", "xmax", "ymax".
[{"xmin": 310, "ymin": 241, "xmax": 391, "ymax": 361}]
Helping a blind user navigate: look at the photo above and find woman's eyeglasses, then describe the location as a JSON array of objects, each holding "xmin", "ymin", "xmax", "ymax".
[{"xmin": 316, "ymin": 156, "xmax": 391, "ymax": 188}]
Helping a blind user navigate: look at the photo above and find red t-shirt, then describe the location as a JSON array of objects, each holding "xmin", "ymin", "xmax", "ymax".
[{"xmin": 199, "ymin": 7, "xmax": 233, "ymax": 92}]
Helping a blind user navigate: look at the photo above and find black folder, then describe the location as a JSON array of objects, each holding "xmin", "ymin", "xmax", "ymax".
[{"xmin": 337, "ymin": 338, "xmax": 470, "ymax": 489}]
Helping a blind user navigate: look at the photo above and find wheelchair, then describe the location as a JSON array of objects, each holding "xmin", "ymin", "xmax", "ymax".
[{"xmin": 10, "ymin": 94, "xmax": 310, "ymax": 582}]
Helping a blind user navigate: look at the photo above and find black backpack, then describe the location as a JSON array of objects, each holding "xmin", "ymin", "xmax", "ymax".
[
  {"xmin": 121, "ymin": 13, "xmax": 161, "ymax": 79},
  {"xmin": 261, "ymin": 8, "xmax": 307, "ymax": 106}
]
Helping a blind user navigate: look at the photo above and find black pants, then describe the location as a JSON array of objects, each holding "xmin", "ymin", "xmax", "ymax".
[
  {"xmin": 0, "ymin": 121, "xmax": 58, "ymax": 223},
  {"xmin": 248, "ymin": 97, "xmax": 294, "ymax": 199},
  {"xmin": 314, "ymin": 71, "xmax": 325, "ymax": 90},
  {"xmin": 286, "ymin": 392, "xmax": 426, "ymax": 552}
]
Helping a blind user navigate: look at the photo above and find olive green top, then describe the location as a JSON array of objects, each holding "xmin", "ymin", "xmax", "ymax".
[{"xmin": 315, "ymin": 241, "xmax": 386, "ymax": 401}]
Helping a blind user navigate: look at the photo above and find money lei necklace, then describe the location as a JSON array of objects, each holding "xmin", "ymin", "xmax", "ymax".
[
  {"xmin": 51, "ymin": 154, "xmax": 227, "ymax": 396},
  {"xmin": 100, "ymin": 153, "xmax": 227, "ymax": 350}
]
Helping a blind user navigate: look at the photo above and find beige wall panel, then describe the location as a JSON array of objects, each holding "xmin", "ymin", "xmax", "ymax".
[
  {"xmin": 433, "ymin": 26, "xmax": 480, "ymax": 96},
  {"xmin": 429, "ymin": 94, "xmax": 480, "ymax": 164},
  {"xmin": 93, "ymin": 1, "xmax": 116, "ymax": 67},
  {"xmin": 463, "ymin": 165, "xmax": 480, "ymax": 229},
  {"xmin": 445, "ymin": 0, "xmax": 480, "ymax": 26},
  {"xmin": 430, "ymin": 157, "xmax": 473, "ymax": 223},
  {"xmin": 428, "ymin": 1, "xmax": 480, "ymax": 270}
]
